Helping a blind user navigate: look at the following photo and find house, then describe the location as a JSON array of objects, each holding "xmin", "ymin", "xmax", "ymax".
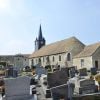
[{"xmin": 73, "ymin": 42, "xmax": 100, "ymax": 70}]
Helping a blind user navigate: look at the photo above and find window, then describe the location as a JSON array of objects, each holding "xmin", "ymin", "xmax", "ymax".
[
  {"xmin": 53, "ymin": 56, "xmax": 55, "ymax": 62},
  {"xmin": 36, "ymin": 59, "xmax": 37, "ymax": 63},
  {"xmin": 81, "ymin": 59, "xmax": 84, "ymax": 67},
  {"xmin": 59, "ymin": 55, "xmax": 61, "ymax": 61},
  {"xmin": 31, "ymin": 59, "xmax": 34, "ymax": 65},
  {"xmin": 67, "ymin": 53, "xmax": 71, "ymax": 61},
  {"xmin": 43, "ymin": 57, "xmax": 45, "ymax": 62},
  {"xmin": 38, "ymin": 58, "xmax": 41, "ymax": 63},
  {"xmin": 46, "ymin": 56, "xmax": 49, "ymax": 62}
]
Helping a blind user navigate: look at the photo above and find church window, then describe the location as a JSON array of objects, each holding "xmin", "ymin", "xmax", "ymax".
[
  {"xmin": 81, "ymin": 59, "xmax": 84, "ymax": 67},
  {"xmin": 38, "ymin": 58, "xmax": 41, "ymax": 63},
  {"xmin": 46, "ymin": 56, "xmax": 49, "ymax": 62},
  {"xmin": 36, "ymin": 59, "xmax": 37, "ymax": 63},
  {"xmin": 53, "ymin": 56, "xmax": 55, "ymax": 62},
  {"xmin": 43, "ymin": 57, "xmax": 45, "ymax": 62},
  {"xmin": 59, "ymin": 55, "xmax": 61, "ymax": 61},
  {"xmin": 67, "ymin": 53, "xmax": 71, "ymax": 61},
  {"xmin": 31, "ymin": 59, "xmax": 34, "ymax": 66}
]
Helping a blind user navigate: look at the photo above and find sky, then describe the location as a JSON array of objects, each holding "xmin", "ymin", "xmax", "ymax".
[{"xmin": 0, "ymin": 0, "xmax": 100, "ymax": 55}]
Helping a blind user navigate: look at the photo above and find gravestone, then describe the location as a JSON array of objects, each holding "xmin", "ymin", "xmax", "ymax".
[
  {"xmin": 4, "ymin": 76, "xmax": 31, "ymax": 100},
  {"xmin": 80, "ymin": 79, "xmax": 95, "ymax": 87},
  {"xmin": 51, "ymin": 84, "xmax": 68, "ymax": 100},
  {"xmin": 79, "ymin": 79, "xmax": 97, "ymax": 94},
  {"xmin": 5, "ymin": 67, "xmax": 18, "ymax": 78},
  {"xmin": 47, "ymin": 68, "xmax": 68, "ymax": 88},
  {"xmin": 91, "ymin": 67, "xmax": 97, "ymax": 75},
  {"xmin": 35, "ymin": 66, "xmax": 47, "ymax": 78},
  {"xmin": 79, "ymin": 68, "xmax": 87, "ymax": 76},
  {"xmin": 51, "ymin": 83, "xmax": 75, "ymax": 100},
  {"xmin": 69, "ymin": 67, "xmax": 76, "ymax": 78},
  {"xmin": 79, "ymin": 85, "xmax": 97, "ymax": 94}
]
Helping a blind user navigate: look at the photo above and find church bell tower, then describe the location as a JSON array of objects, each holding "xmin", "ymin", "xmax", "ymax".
[{"xmin": 35, "ymin": 24, "xmax": 46, "ymax": 51}]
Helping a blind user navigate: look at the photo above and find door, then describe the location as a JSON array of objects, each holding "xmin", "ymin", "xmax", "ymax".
[{"xmin": 95, "ymin": 61, "xmax": 98, "ymax": 69}]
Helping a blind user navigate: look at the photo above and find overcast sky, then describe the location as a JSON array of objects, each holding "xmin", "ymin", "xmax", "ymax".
[{"xmin": 0, "ymin": 0, "xmax": 100, "ymax": 55}]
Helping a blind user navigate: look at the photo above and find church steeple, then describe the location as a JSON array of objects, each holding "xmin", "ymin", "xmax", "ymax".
[
  {"xmin": 35, "ymin": 24, "xmax": 46, "ymax": 51},
  {"xmin": 38, "ymin": 24, "xmax": 43, "ymax": 40}
]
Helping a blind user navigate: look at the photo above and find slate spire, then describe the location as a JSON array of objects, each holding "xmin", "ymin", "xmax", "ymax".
[
  {"xmin": 35, "ymin": 24, "xmax": 46, "ymax": 51},
  {"xmin": 38, "ymin": 24, "xmax": 43, "ymax": 40}
]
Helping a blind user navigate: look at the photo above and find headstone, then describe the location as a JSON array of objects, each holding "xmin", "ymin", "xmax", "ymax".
[
  {"xmin": 91, "ymin": 67, "xmax": 97, "ymax": 75},
  {"xmin": 4, "ymin": 76, "xmax": 30, "ymax": 100},
  {"xmin": 51, "ymin": 83, "xmax": 75, "ymax": 100},
  {"xmin": 79, "ymin": 85, "xmax": 97, "ymax": 94},
  {"xmin": 80, "ymin": 79, "xmax": 95, "ymax": 87},
  {"xmin": 79, "ymin": 68, "xmax": 87, "ymax": 76},
  {"xmin": 69, "ymin": 67, "xmax": 76, "ymax": 78},
  {"xmin": 47, "ymin": 68, "xmax": 68, "ymax": 88},
  {"xmin": 51, "ymin": 84, "xmax": 68, "ymax": 100},
  {"xmin": 35, "ymin": 66, "xmax": 47, "ymax": 78},
  {"xmin": 79, "ymin": 79, "xmax": 97, "ymax": 94},
  {"xmin": 5, "ymin": 67, "xmax": 18, "ymax": 78}
]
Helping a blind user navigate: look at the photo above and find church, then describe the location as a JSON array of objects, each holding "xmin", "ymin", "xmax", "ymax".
[{"xmin": 29, "ymin": 25, "xmax": 100, "ymax": 70}]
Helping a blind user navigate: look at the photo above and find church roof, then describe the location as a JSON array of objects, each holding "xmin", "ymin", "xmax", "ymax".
[
  {"xmin": 74, "ymin": 42, "xmax": 100, "ymax": 58},
  {"xmin": 30, "ymin": 37, "xmax": 85, "ymax": 58}
]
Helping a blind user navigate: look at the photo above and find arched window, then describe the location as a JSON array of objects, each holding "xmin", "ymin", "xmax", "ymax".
[
  {"xmin": 46, "ymin": 56, "xmax": 49, "ymax": 62},
  {"xmin": 38, "ymin": 58, "xmax": 41, "ymax": 63},
  {"xmin": 67, "ymin": 53, "xmax": 71, "ymax": 61}
]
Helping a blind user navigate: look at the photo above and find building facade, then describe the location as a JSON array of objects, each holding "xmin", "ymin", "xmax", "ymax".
[
  {"xmin": 73, "ymin": 43, "xmax": 100, "ymax": 70},
  {"xmin": 30, "ymin": 26, "xmax": 86, "ymax": 69},
  {"xmin": 30, "ymin": 26, "xmax": 100, "ymax": 71},
  {"xmin": 0, "ymin": 54, "xmax": 30, "ymax": 70}
]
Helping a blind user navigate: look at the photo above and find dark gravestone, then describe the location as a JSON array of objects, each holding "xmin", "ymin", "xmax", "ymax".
[
  {"xmin": 79, "ymin": 85, "xmax": 97, "ymax": 94},
  {"xmin": 79, "ymin": 68, "xmax": 87, "ymax": 76},
  {"xmin": 51, "ymin": 84, "xmax": 68, "ymax": 100},
  {"xmin": 69, "ymin": 67, "xmax": 76, "ymax": 78},
  {"xmin": 91, "ymin": 67, "xmax": 97, "ymax": 75},
  {"xmin": 47, "ymin": 68, "xmax": 68, "ymax": 88},
  {"xmin": 51, "ymin": 83, "xmax": 75, "ymax": 100},
  {"xmin": 79, "ymin": 79, "xmax": 97, "ymax": 94},
  {"xmin": 6, "ymin": 67, "xmax": 18, "ymax": 78},
  {"xmin": 80, "ymin": 79, "xmax": 95, "ymax": 87},
  {"xmin": 35, "ymin": 66, "xmax": 47, "ymax": 78}
]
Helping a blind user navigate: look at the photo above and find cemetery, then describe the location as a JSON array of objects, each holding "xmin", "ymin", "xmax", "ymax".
[
  {"xmin": 34, "ymin": 64, "xmax": 100, "ymax": 100},
  {"xmin": 0, "ymin": 63, "xmax": 100, "ymax": 100}
]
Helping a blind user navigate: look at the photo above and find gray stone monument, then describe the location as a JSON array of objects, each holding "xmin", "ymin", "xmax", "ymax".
[
  {"xmin": 35, "ymin": 66, "xmax": 47, "ymax": 78},
  {"xmin": 4, "ymin": 76, "xmax": 31, "ymax": 100}
]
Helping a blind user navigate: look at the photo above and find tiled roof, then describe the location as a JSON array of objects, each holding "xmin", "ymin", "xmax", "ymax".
[
  {"xmin": 74, "ymin": 42, "xmax": 100, "ymax": 58},
  {"xmin": 30, "ymin": 37, "xmax": 85, "ymax": 58}
]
